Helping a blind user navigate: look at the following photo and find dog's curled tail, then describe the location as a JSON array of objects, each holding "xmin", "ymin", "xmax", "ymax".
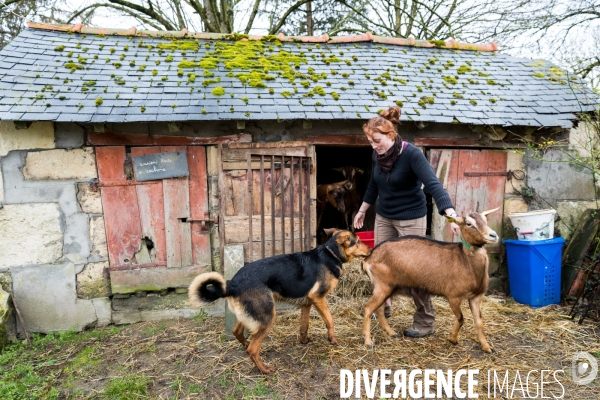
[{"xmin": 188, "ymin": 272, "xmax": 227, "ymax": 308}]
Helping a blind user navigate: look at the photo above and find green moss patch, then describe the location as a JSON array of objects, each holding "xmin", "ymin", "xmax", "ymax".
[
  {"xmin": 178, "ymin": 40, "xmax": 308, "ymax": 89},
  {"xmin": 157, "ymin": 40, "xmax": 199, "ymax": 52},
  {"xmin": 64, "ymin": 62, "xmax": 84, "ymax": 72},
  {"xmin": 211, "ymin": 86, "xmax": 225, "ymax": 96}
]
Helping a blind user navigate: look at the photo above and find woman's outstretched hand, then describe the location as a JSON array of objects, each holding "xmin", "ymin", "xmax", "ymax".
[{"xmin": 354, "ymin": 211, "xmax": 365, "ymax": 230}]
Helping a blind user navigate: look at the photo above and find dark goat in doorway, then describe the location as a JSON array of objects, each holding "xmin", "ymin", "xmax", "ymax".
[
  {"xmin": 316, "ymin": 180, "xmax": 349, "ymax": 231},
  {"xmin": 332, "ymin": 166, "xmax": 364, "ymax": 231}
]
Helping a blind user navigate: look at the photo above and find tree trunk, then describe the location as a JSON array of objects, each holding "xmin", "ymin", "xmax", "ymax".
[{"xmin": 306, "ymin": 1, "xmax": 313, "ymax": 35}]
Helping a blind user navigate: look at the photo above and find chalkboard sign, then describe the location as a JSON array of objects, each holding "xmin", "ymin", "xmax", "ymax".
[{"xmin": 133, "ymin": 151, "xmax": 189, "ymax": 182}]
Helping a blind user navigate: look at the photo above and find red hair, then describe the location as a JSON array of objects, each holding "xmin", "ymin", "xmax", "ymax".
[{"xmin": 363, "ymin": 106, "xmax": 402, "ymax": 140}]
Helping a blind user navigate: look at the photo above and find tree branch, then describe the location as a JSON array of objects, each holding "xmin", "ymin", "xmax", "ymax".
[
  {"xmin": 244, "ymin": 0, "xmax": 261, "ymax": 34},
  {"xmin": 268, "ymin": 0, "xmax": 312, "ymax": 35},
  {"xmin": 107, "ymin": 0, "xmax": 177, "ymax": 30},
  {"xmin": 0, "ymin": 0, "xmax": 20, "ymax": 12},
  {"xmin": 184, "ymin": 0, "xmax": 217, "ymax": 32}
]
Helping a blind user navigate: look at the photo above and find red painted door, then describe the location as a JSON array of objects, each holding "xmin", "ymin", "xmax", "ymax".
[
  {"xmin": 429, "ymin": 149, "xmax": 506, "ymax": 253},
  {"xmin": 96, "ymin": 146, "xmax": 211, "ymax": 293}
]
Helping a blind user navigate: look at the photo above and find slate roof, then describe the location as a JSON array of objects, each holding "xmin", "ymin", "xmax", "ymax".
[{"xmin": 0, "ymin": 22, "xmax": 597, "ymax": 127}]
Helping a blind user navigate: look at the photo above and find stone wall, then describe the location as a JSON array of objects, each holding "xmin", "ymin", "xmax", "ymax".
[{"xmin": 0, "ymin": 121, "xmax": 111, "ymax": 333}]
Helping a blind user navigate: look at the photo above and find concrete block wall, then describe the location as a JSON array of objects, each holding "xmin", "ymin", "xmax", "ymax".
[{"xmin": 0, "ymin": 121, "xmax": 111, "ymax": 334}]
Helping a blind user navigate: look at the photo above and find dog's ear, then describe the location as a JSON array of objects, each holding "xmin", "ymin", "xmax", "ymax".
[
  {"xmin": 323, "ymin": 228, "xmax": 339, "ymax": 237},
  {"xmin": 335, "ymin": 231, "xmax": 352, "ymax": 246}
]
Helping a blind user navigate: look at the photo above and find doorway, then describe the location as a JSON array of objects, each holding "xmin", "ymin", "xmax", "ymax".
[{"xmin": 315, "ymin": 145, "xmax": 374, "ymax": 240}]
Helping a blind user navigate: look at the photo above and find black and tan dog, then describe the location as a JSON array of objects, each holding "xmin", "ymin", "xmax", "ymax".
[{"xmin": 188, "ymin": 229, "xmax": 372, "ymax": 374}]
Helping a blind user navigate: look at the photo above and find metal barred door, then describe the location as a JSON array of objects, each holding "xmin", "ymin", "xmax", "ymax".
[{"xmin": 219, "ymin": 142, "xmax": 316, "ymax": 263}]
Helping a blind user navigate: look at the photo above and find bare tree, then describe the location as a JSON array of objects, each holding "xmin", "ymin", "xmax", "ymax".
[
  {"xmin": 252, "ymin": 0, "xmax": 364, "ymax": 36},
  {"xmin": 0, "ymin": 0, "xmax": 65, "ymax": 50},
  {"xmin": 336, "ymin": 0, "xmax": 524, "ymax": 42},
  {"xmin": 496, "ymin": 0, "xmax": 600, "ymax": 90},
  {"xmin": 65, "ymin": 0, "xmax": 319, "ymax": 35}
]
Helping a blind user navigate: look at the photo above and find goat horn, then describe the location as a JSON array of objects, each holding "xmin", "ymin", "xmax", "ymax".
[{"xmin": 480, "ymin": 207, "xmax": 500, "ymax": 216}]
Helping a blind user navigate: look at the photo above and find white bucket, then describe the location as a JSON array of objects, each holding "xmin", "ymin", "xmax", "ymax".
[{"xmin": 507, "ymin": 209, "xmax": 557, "ymax": 241}]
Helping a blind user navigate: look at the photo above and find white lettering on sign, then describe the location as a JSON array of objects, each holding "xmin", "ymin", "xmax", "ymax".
[{"xmin": 145, "ymin": 166, "xmax": 167, "ymax": 173}]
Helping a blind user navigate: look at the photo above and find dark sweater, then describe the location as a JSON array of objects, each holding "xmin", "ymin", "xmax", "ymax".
[{"xmin": 363, "ymin": 143, "xmax": 454, "ymax": 220}]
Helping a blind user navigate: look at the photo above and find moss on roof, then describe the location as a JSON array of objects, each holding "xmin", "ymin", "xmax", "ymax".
[{"xmin": 2, "ymin": 25, "xmax": 595, "ymax": 126}]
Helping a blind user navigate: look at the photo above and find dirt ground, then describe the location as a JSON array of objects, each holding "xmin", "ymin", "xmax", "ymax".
[{"xmin": 2, "ymin": 291, "xmax": 599, "ymax": 399}]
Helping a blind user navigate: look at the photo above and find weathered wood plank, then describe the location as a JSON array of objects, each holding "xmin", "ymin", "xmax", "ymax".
[
  {"xmin": 217, "ymin": 144, "xmax": 226, "ymax": 272},
  {"xmin": 454, "ymin": 150, "xmax": 506, "ymax": 251},
  {"xmin": 431, "ymin": 149, "xmax": 460, "ymax": 242},
  {"xmin": 188, "ymin": 146, "xmax": 211, "ymax": 268},
  {"xmin": 131, "ymin": 147, "xmax": 167, "ymax": 265},
  {"xmin": 415, "ymin": 138, "xmax": 525, "ymax": 148},
  {"xmin": 430, "ymin": 149, "xmax": 506, "ymax": 252},
  {"xmin": 222, "ymin": 147, "xmax": 307, "ymax": 161},
  {"xmin": 96, "ymin": 147, "xmax": 143, "ymax": 267},
  {"xmin": 110, "ymin": 264, "xmax": 209, "ymax": 294},
  {"xmin": 224, "ymin": 161, "xmax": 276, "ymax": 170},
  {"xmin": 304, "ymin": 134, "xmax": 369, "ymax": 146},
  {"xmin": 223, "ymin": 168, "xmax": 249, "ymax": 216},
  {"xmin": 162, "ymin": 146, "xmax": 192, "ymax": 268},
  {"xmin": 88, "ymin": 131, "xmax": 252, "ymax": 146},
  {"xmin": 224, "ymin": 216, "xmax": 306, "ymax": 244},
  {"xmin": 241, "ymin": 240, "xmax": 307, "ymax": 262},
  {"xmin": 227, "ymin": 142, "xmax": 308, "ymax": 149}
]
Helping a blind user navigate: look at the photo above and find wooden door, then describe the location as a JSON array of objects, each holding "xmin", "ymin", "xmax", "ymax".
[
  {"xmin": 219, "ymin": 142, "xmax": 316, "ymax": 263},
  {"xmin": 429, "ymin": 149, "xmax": 507, "ymax": 253},
  {"xmin": 96, "ymin": 146, "xmax": 211, "ymax": 293}
]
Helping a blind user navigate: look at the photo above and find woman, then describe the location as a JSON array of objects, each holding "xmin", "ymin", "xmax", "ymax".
[{"xmin": 354, "ymin": 105, "xmax": 459, "ymax": 338}]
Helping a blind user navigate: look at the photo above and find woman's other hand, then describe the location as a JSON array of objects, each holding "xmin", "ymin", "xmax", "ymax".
[
  {"xmin": 354, "ymin": 211, "xmax": 365, "ymax": 229},
  {"xmin": 444, "ymin": 208, "xmax": 460, "ymax": 236},
  {"xmin": 450, "ymin": 222, "xmax": 460, "ymax": 236}
]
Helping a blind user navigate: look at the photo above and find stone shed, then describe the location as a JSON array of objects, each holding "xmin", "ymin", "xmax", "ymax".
[{"xmin": 0, "ymin": 22, "xmax": 598, "ymax": 335}]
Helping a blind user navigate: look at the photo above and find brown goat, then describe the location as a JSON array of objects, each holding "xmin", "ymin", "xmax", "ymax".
[
  {"xmin": 316, "ymin": 180, "xmax": 349, "ymax": 229},
  {"xmin": 361, "ymin": 208, "xmax": 500, "ymax": 352},
  {"xmin": 332, "ymin": 166, "xmax": 364, "ymax": 231}
]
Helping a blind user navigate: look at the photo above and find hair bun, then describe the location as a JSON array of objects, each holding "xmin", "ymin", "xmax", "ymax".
[{"xmin": 379, "ymin": 106, "xmax": 401, "ymax": 124}]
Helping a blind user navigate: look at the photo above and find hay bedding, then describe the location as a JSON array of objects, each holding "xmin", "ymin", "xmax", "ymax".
[{"xmin": 7, "ymin": 259, "xmax": 600, "ymax": 399}]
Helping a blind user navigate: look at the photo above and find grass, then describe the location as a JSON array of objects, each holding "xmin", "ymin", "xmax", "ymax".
[
  {"xmin": 0, "ymin": 327, "xmax": 121, "ymax": 399},
  {"xmin": 103, "ymin": 374, "xmax": 150, "ymax": 399}
]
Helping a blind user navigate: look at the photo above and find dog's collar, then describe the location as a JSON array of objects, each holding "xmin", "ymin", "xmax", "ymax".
[{"xmin": 325, "ymin": 246, "xmax": 343, "ymax": 264}]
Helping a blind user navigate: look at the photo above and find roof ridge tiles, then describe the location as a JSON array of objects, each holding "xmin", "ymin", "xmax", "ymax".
[{"xmin": 25, "ymin": 21, "xmax": 497, "ymax": 52}]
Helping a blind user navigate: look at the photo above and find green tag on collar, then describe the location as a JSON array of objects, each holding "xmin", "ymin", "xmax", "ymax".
[{"xmin": 460, "ymin": 235, "xmax": 471, "ymax": 249}]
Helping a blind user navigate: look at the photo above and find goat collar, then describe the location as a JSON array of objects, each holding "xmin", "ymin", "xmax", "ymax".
[
  {"xmin": 325, "ymin": 245, "xmax": 344, "ymax": 264},
  {"xmin": 460, "ymin": 235, "xmax": 483, "ymax": 250}
]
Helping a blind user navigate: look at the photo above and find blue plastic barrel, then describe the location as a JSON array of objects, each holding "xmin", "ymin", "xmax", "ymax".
[{"xmin": 503, "ymin": 237, "xmax": 565, "ymax": 307}]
